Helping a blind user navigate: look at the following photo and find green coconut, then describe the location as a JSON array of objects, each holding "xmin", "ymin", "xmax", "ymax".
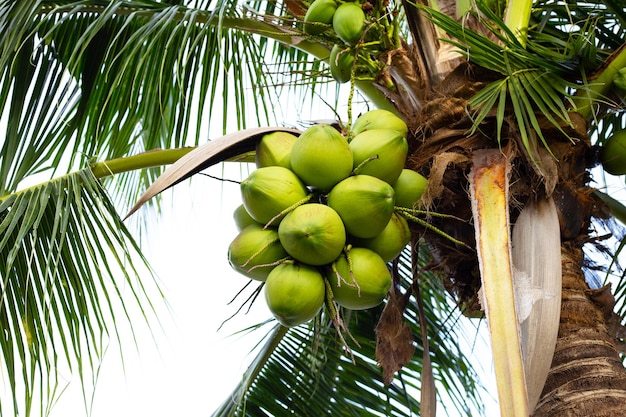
[
  {"xmin": 350, "ymin": 128, "xmax": 408, "ymax": 185},
  {"xmin": 265, "ymin": 262, "xmax": 326, "ymax": 327},
  {"xmin": 327, "ymin": 247, "xmax": 391, "ymax": 310},
  {"xmin": 332, "ymin": 2, "xmax": 365, "ymax": 45},
  {"xmin": 228, "ymin": 224, "xmax": 289, "ymax": 281},
  {"xmin": 600, "ymin": 129, "xmax": 626, "ymax": 175},
  {"xmin": 350, "ymin": 212, "xmax": 411, "ymax": 262},
  {"xmin": 327, "ymin": 175, "xmax": 395, "ymax": 238},
  {"xmin": 392, "ymin": 169, "xmax": 428, "ymax": 209},
  {"xmin": 256, "ymin": 131, "xmax": 298, "ymax": 169},
  {"xmin": 278, "ymin": 203, "xmax": 346, "ymax": 265},
  {"xmin": 233, "ymin": 204, "xmax": 259, "ymax": 231},
  {"xmin": 290, "ymin": 124, "xmax": 353, "ymax": 191},
  {"xmin": 351, "ymin": 109, "xmax": 408, "ymax": 137},
  {"xmin": 303, "ymin": 0, "xmax": 337, "ymax": 35},
  {"xmin": 329, "ymin": 44, "xmax": 354, "ymax": 84},
  {"xmin": 240, "ymin": 166, "xmax": 309, "ymax": 225}
]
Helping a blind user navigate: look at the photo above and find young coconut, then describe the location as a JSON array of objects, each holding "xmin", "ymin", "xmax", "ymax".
[
  {"xmin": 351, "ymin": 109, "xmax": 408, "ymax": 137},
  {"xmin": 240, "ymin": 166, "xmax": 309, "ymax": 225},
  {"xmin": 290, "ymin": 124, "xmax": 353, "ymax": 191},
  {"xmin": 332, "ymin": 2, "xmax": 365, "ymax": 45},
  {"xmin": 327, "ymin": 175, "xmax": 395, "ymax": 238},
  {"xmin": 228, "ymin": 224, "xmax": 289, "ymax": 281},
  {"xmin": 303, "ymin": 0, "xmax": 337, "ymax": 35},
  {"xmin": 600, "ymin": 129, "xmax": 626, "ymax": 175},
  {"xmin": 350, "ymin": 129, "xmax": 408, "ymax": 185},
  {"xmin": 233, "ymin": 204, "xmax": 259, "ymax": 231},
  {"xmin": 255, "ymin": 131, "xmax": 298, "ymax": 169},
  {"xmin": 350, "ymin": 212, "xmax": 411, "ymax": 262},
  {"xmin": 392, "ymin": 169, "xmax": 428, "ymax": 209},
  {"xmin": 329, "ymin": 43, "xmax": 354, "ymax": 84},
  {"xmin": 278, "ymin": 203, "xmax": 346, "ymax": 266},
  {"xmin": 327, "ymin": 247, "xmax": 391, "ymax": 310},
  {"xmin": 265, "ymin": 262, "xmax": 326, "ymax": 327}
]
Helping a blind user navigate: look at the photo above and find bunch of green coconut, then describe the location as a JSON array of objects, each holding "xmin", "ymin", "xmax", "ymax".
[
  {"xmin": 303, "ymin": 0, "xmax": 382, "ymax": 83},
  {"xmin": 227, "ymin": 109, "xmax": 428, "ymax": 328}
]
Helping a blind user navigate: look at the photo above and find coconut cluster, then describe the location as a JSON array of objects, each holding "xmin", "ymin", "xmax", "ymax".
[
  {"xmin": 227, "ymin": 109, "xmax": 428, "ymax": 328},
  {"xmin": 303, "ymin": 0, "xmax": 382, "ymax": 84}
]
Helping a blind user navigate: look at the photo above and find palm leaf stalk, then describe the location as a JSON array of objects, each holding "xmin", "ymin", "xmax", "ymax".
[
  {"xmin": 573, "ymin": 44, "xmax": 626, "ymax": 120},
  {"xmin": 469, "ymin": 149, "xmax": 529, "ymax": 417},
  {"xmin": 504, "ymin": 0, "xmax": 533, "ymax": 45}
]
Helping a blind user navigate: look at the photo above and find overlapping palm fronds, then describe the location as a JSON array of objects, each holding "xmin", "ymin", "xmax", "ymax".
[
  {"xmin": 0, "ymin": 169, "xmax": 159, "ymax": 416},
  {"xmin": 1, "ymin": 0, "xmax": 328, "ymax": 207},
  {"xmin": 422, "ymin": 3, "xmax": 587, "ymax": 156},
  {"xmin": 0, "ymin": 0, "xmax": 314, "ymax": 414}
]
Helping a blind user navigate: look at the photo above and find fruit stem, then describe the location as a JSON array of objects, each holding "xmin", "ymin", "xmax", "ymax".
[
  {"xmin": 342, "ymin": 245, "xmax": 361, "ymax": 296},
  {"xmin": 399, "ymin": 211, "xmax": 472, "ymax": 249},
  {"xmin": 263, "ymin": 194, "xmax": 313, "ymax": 228},
  {"xmin": 247, "ymin": 258, "xmax": 291, "ymax": 273},
  {"xmin": 394, "ymin": 206, "xmax": 466, "ymax": 222},
  {"xmin": 323, "ymin": 277, "xmax": 358, "ymax": 362},
  {"xmin": 351, "ymin": 155, "xmax": 379, "ymax": 174},
  {"xmin": 241, "ymin": 236, "xmax": 282, "ymax": 268}
]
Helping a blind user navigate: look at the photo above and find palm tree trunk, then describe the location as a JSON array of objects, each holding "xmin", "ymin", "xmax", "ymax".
[{"xmin": 533, "ymin": 241, "xmax": 626, "ymax": 416}]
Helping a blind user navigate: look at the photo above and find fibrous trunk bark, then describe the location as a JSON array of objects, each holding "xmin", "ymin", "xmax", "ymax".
[{"xmin": 532, "ymin": 242, "xmax": 626, "ymax": 416}]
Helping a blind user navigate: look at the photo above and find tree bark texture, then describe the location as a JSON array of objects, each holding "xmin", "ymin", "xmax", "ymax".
[{"xmin": 532, "ymin": 242, "xmax": 626, "ymax": 416}]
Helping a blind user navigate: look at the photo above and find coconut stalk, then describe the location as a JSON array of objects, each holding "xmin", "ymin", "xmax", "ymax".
[
  {"xmin": 572, "ymin": 43, "xmax": 626, "ymax": 120},
  {"xmin": 469, "ymin": 148, "xmax": 529, "ymax": 417}
]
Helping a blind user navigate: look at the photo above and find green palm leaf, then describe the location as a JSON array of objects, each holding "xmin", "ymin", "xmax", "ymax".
[
  {"xmin": 0, "ymin": 169, "xmax": 161, "ymax": 416},
  {"xmin": 1, "ymin": 0, "xmax": 328, "ymax": 210},
  {"xmin": 422, "ymin": 4, "xmax": 581, "ymax": 158}
]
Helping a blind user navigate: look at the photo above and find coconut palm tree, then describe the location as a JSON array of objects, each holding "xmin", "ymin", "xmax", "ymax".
[{"xmin": 1, "ymin": 0, "xmax": 625, "ymax": 416}]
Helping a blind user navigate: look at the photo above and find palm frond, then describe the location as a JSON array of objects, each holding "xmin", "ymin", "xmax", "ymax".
[
  {"xmin": 421, "ymin": 3, "xmax": 597, "ymax": 159},
  {"xmin": 531, "ymin": 0, "xmax": 625, "ymax": 52},
  {"xmin": 214, "ymin": 247, "xmax": 486, "ymax": 417},
  {"xmin": 0, "ymin": 1, "xmax": 331, "ymax": 212},
  {"xmin": 0, "ymin": 169, "xmax": 161, "ymax": 416}
]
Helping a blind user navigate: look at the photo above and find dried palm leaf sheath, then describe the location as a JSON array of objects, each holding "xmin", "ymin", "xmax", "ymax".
[{"xmin": 512, "ymin": 197, "xmax": 561, "ymax": 411}]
